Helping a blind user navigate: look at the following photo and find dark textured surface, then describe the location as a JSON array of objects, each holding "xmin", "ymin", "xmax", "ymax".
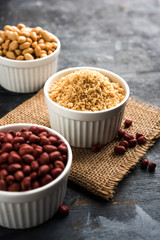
[{"xmin": 0, "ymin": 0, "xmax": 160, "ymax": 239}]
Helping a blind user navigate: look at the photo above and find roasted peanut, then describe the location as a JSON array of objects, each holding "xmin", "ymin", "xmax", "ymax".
[
  {"xmin": 18, "ymin": 36, "xmax": 26, "ymax": 44},
  {"xmin": 6, "ymin": 51, "xmax": 16, "ymax": 59},
  {"xmin": 17, "ymin": 23, "xmax": 26, "ymax": 29},
  {"xmin": 4, "ymin": 25, "xmax": 13, "ymax": 31},
  {"xmin": 1, "ymin": 143, "xmax": 13, "ymax": 152},
  {"xmin": 15, "ymin": 49, "xmax": 21, "ymax": 55},
  {"xmin": 41, "ymin": 30, "xmax": 51, "ymax": 42},
  {"xmin": 14, "ymin": 170, "xmax": 24, "ymax": 182},
  {"xmin": 20, "ymin": 42, "xmax": 31, "ymax": 49},
  {"xmin": 19, "ymin": 144, "xmax": 33, "ymax": 155},
  {"xmin": 4, "ymin": 133, "xmax": 13, "ymax": 143},
  {"xmin": 3, "ymin": 39, "xmax": 10, "ymax": 49},
  {"xmin": 30, "ymin": 31, "xmax": 37, "ymax": 41},
  {"xmin": 24, "ymin": 53, "xmax": 34, "ymax": 60},
  {"xmin": 0, "ymin": 169, "xmax": 8, "ymax": 179},
  {"xmin": 6, "ymin": 175, "xmax": 15, "ymax": 185},
  {"xmin": 43, "ymin": 145, "xmax": 57, "ymax": 153},
  {"xmin": 22, "ymin": 47, "xmax": 34, "ymax": 55},
  {"xmin": 35, "ymin": 45, "xmax": 41, "ymax": 57},
  {"xmin": 9, "ymin": 40, "xmax": 19, "ymax": 50}
]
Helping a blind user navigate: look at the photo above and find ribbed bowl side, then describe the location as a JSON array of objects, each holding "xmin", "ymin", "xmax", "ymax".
[
  {"xmin": 49, "ymin": 109, "xmax": 125, "ymax": 148},
  {"xmin": 0, "ymin": 58, "xmax": 58, "ymax": 93},
  {"xmin": 0, "ymin": 179, "xmax": 67, "ymax": 229}
]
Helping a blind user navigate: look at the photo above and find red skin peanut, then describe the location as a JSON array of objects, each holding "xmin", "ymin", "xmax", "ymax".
[
  {"xmin": 8, "ymin": 130, "xmax": 16, "ymax": 137},
  {"xmin": 118, "ymin": 129, "xmax": 125, "ymax": 139},
  {"xmin": 0, "ymin": 152, "xmax": 9, "ymax": 164},
  {"xmin": 13, "ymin": 143, "xmax": 20, "ymax": 151},
  {"xmin": 4, "ymin": 133, "xmax": 13, "ymax": 143},
  {"xmin": 29, "ymin": 126, "xmax": 37, "ymax": 134},
  {"xmin": 32, "ymin": 181, "xmax": 40, "ymax": 189},
  {"xmin": 23, "ymin": 165, "xmax": 31, "ymax": 175},
  {"xmin": 39, "ymin": 152, "xmax": 50, "ymax": 165},
  {"xmin": 51, "ymin": 168, "xmax": 63, "ymax": 179},
  {"xmin": 0, "ymin": 164, "xmax": 8, "ymax": 170},
  {"xmin": 62, "ymin": 155, "xmax": 67, "ymax": 164},
  {"xmin": 141, "ymin": 159, "xmax": 149, "ymax": 170},
  {"xmin": 48, "ymin": 136, "xmax": 57, "ymax": 145},
  {"xmin": 12, "ymin": 136, "xmax": 25, "ymax": 144},
  {"xmin": 148, "ymin": 162, "xmax": 156, "ymax": 172},
  {"xmin": 30, "ymin": 172, "xmax": 38, "ymax": 181},
  {"xmin": 39, "ymin": 132, "xmax": 48, "ymax": 137},
  {"xmin": 57, "ymin": 140, "xmax": 63, "ymax": 146},
  {"xmin": 22, "ymin": 154, "xmax": 35, "ymax": 164},
  {"xmin": 38, "ymin": 165, "xmax": 50, "ymax": 176},
  {"xmin": 91, "ymin": 144, "xmax": 102, "ymax": 152},
  {"xmin": 21, "ymin": 131, "xmax": 32, "ymax": 140},
  {"xmin": 1, "ymin": 142, "xmax": 13, "ymax": 152},
  {"xmin": 114, "ymin": 145, "xmax": 126, "ymax": 155},
  {"xmin": 14, "ymin": 171, "xmax": 24, "ymax": 182},
  {"xmin": 31, "ymin": 161, "xmax": 39, "ymax": 171},
  {"xmin": 43, "ymin": 145, "xmax": 57, "ymax": 153},
  {"xmin": 123, "ymin": 133, "xmax": 134, "ymax": 141},
  {"xmin": 16, "ymin": 131, "xmax": 22, "ymax": 137},
  {"xmin": 0, "ymin": 169, "xmax": 8, "ymax": 179},
  {"xmin": 0, "ymin": 179, "xmax": 7, "ymax": 191},
  {"xmin": 58, "ymin": 143, "xmax": 67, "ymax": 154},
  {"xmin": 128, "ymin": 139, "xmax": 137, "ymax": 148},
  {"xmin": 119, "ymin": 140, "xmax": 129, "ymax": 150},
  {"xmin": 8, "ymin": 163, "xmax": 22, "ymax": 173},
  {"xmin": 49, "ymin": 151, "xmax": 61, "ymax": 162},
  {"xmin": 8, "ymin": 151, "xmax": 22, "ymax": 164},
  {"xmin": 136, "ymin": 132, "xmax": 143, "ymax": 139},
  {"xmin": 58, "ymin": 205, "xmax": 69, "ymax": 216},
  {"xmin": 40, "ymin": 136, "xmax": 50, "ymax": 145},
  {"xmin": 137, "ymin": 136, "xmax": 146, "ymax": 144},
  {"xmin": 35, "ymin": 127, "xmax": 47, "ymax": 135},
  {"xmin": 33, "ymin": 145, "xmax": 43, "ymax": 157},
  {"xmin": 124, "ymin": 119, "xmax": 132, "ymax": 128},
  {"xmin": 54, "ymin": 161, "xmax": 65, "ymax": 170},
  {"xmin": 41, "ymin": 174, "xmax": 53, "ymax": 186},
  {"xmin": 6, "ymin": 175, "xmax": 15, "ymax": 185},
  {"xmin": 21, "ymin": 177, "xmax": 31, "ymax": 191},
  {"xmin": 8, "ymin": 183, "xmax": 20, "ymax": 192},
  {"xmin": 20, "ymin": 128, "xmax": 27, "ymax": 132},
  {"xmin": 0, "ymin": 133, "xmax": 5, "ymax": 142},
  {"xmin": 29, "ymin": 134, "xmax": 40, "ymax": 143},
  {"xmin": 19, "ymin": 144, "xmax": 33, "ymax": 156}
]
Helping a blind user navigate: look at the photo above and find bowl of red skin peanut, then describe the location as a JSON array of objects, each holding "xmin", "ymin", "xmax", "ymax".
[{"xmin": 0, "ymin": 123, "xmax": 72, "ymax": 229}]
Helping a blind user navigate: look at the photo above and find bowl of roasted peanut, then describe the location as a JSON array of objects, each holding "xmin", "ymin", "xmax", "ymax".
[{"xmin": 0, "ymin": 24, "xmax": 61, "ymax": 93}]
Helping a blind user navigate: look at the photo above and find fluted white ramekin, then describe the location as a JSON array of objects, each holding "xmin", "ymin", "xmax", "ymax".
[
  {"xmin": 0, "ymin": 34, "xmax": 60, "ymax": 93},
  {"xmin": 0, "ymin": 123, "xmax": 72, "ymax": 229},
  {"xmin": 44, "ymin": 67, "xmax": 130, "ymax": 148}
]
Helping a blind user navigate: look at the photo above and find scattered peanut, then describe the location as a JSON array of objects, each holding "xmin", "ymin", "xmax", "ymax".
[{"xmin": 0, "ymin": 23, "xmax": 58, "ymax": 60}]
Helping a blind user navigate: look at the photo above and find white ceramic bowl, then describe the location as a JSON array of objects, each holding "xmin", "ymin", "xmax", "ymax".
[
  {"xmin": 44, "ymin": 67, "xmax": 130, "ymax": 148},
  {"xmin": 0, "ymin": 123, "xmax": 72, "ymax": 229},
  {"xmin": 0, "ymin": 34, "xmax": 60, "ymax": 93}
]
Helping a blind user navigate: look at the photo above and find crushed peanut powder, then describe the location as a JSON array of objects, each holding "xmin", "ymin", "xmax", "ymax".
[{"xmin": 48, "ymin": 69, "xmax": 125, "ymax": 111}]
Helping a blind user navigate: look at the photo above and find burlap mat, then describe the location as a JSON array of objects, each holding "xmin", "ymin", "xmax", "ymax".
[{"xmin": 0, "ymin": 89, "xmax": 160, "ymax": 200}]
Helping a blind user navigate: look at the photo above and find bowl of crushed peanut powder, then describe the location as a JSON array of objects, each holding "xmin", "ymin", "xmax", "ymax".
[{"xmin": 44, "ymin": 67, "xmax": 130, "ymax": 148}]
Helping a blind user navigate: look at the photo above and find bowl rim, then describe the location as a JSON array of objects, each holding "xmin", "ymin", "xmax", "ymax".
[
  {"xmin": 44, "ymin": 66, "xmax": 130, "ymax": 115},
  {"xmin": 0, "ymin": 33, "xmax": 61, "ymax": 65},
  {"xmin": 0, "ymin": 123, "xmax": 72, "ymax": 197}
]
